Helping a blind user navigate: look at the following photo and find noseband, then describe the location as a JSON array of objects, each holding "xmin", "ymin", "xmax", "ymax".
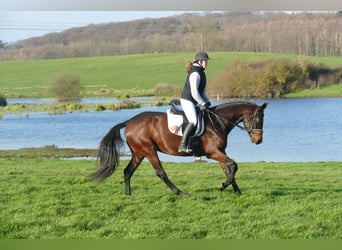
[{"xmin": 245, "ymin": 109, "xmax": 263, "ymax": 134}]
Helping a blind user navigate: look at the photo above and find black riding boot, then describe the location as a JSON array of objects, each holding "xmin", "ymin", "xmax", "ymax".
[{"xmin": 178, "ymin": 122, "xmax": 195, "ymax": 153}]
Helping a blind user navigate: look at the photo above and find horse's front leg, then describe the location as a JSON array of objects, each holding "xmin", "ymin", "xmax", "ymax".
[
  {"xmin": 231, "ymin": 178, "xmax": 241, "ymax": 194},
  {"xmin": 219, "ymin": 159, "xmax": 241, "ymax": 194}
]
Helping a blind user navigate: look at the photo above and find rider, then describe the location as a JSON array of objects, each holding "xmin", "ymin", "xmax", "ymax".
[{"xmin": 178, "ymin": 51, "xmax": 211, "ymax": 153}]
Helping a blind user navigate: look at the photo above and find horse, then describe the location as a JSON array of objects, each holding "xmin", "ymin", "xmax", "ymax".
[{"xmin": 91, "ymin": 101, "xmax": 268, "ymax": 195}]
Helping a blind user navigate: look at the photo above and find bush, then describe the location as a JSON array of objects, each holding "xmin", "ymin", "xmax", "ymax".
[
  {"xmin": 95, "ymin": 104, "xmax": 106, "ymax": 111},
  {"xmin": 258, "ymin": 59, "xmax": 302, "ymax": 97},
  {"xmin": 67, "ymin": 103, "xmax": 83, "ymax": 112},
  {"xmin": 0, "ymin": 94, "xmax": 7, "ymax": 107},
  {"xmin": 208, "ymin": 59, "xmax": 342, "ymax": 98},
  {"xmin": 208, "ymin": 60, "xmax": 272, "ymax": 98},
  {"xmin": 46, "ymin": 73, "xmax": 82, "ymax": 102},
  {"xmin": 154, "ymin": 83, "xmax": 182, "ymax": 95}
]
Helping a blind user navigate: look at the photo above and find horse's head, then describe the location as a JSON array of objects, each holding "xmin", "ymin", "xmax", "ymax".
[
  {"xmin": 243, "ymin": 102, "xmax": 268, "ymax": 145},
  {"xmin": 209, "ymin": 101, "xmax": 268, "ymax": 144}
]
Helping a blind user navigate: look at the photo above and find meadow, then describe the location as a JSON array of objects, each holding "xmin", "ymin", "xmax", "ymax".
[
  {"xmin": 1, "ymin": 52, "xmax": 342, "ymax": 242},
  {"xmin": 0, "ymin": 157, "xmax": 341, "ymax": 239},
  {"xmin": 283, "ymin": 83, "xmax": 342, "ymax": 98},
  {"xmin": 1, "ymin": 52, "xmax": 342, "ymax": 98}
]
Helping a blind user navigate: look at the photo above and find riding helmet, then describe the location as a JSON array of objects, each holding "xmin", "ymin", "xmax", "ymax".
[{"xmin": 194, "ymin": 51, "xmax": 210, "ymax": 61}]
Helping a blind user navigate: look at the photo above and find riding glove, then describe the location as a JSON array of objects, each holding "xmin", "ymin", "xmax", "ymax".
[{"xmin": 199, "ymin": 102, "xmax": 210, "ymax": 111}]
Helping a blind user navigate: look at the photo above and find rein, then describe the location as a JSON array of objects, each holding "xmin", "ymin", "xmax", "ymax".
[{"xmin": 206, "ymin": 108, "xmax": 262, "ymax": 134}]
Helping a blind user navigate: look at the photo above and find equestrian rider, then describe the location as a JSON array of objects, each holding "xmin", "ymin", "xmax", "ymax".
[{"xmin": 178, "ymin": 51, "xmax": 211, "ymax": 153}]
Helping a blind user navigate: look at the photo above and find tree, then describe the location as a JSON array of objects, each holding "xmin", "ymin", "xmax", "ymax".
[
  {"xmin": 0, "ymin": 40, "xmax": 7, "ymax": 50},
  {"xmin": 3, "ymin": 12, "xmax": 342, "ymax": 60},
  {"xmin": 46, "ymin": 73, "xmax": 82, "ymax": 102}
]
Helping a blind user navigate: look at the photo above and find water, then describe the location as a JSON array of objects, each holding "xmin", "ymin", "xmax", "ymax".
[
  {"xmin": 1, "ymin": 98, "xmax": 342, "ymax": 162},
  {"xmin": 7, "ymin": 96, "xmax": 159, "ymax": 105}
]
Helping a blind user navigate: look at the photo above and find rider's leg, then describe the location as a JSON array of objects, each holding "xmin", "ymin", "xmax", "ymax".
[
  {"xmin": 179, "ymin": 99, "xmax": 197, "ymax": 153},
  {"xmin": 178, "ymin": 122, "xmax": 195, "ymax": 152}
]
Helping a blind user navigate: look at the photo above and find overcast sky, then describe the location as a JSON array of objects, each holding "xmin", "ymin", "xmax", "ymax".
[{"xmin": 0, "ymin": 11, "xmax": 192, "ymax": 43}]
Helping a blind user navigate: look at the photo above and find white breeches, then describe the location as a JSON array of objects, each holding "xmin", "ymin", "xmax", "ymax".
[{"xmin": 180, "ymin": 98, "xmax": 197, "ymax": 125}]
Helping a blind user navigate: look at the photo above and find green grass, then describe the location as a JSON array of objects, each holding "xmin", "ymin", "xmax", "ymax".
[
  {"xmin": 0, "ymin": 100, "xmax": 147, "ymax": 115},
  {"xmin": 1, "ymin": 52, "xmax": 341, "ymax": 98},
  {"xmin": 0, "ymin": 147, "xmax": 98, "ymax": 159},
  {"xmin": 283, "ymin": 84, "xmax": 342, "ymax": 98},
  {"xmin": 0, "ymin": 158, "xmax": 341, "ymax": 239}
]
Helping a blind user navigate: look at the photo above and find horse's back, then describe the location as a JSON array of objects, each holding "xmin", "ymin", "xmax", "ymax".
[
  {"xmin": 125, "ymin": 111, "xmax": 167, "ymax": 137},
  {"xmin": 124, "ymin": 111, "xmax": 180, "ymax": 154},
  {"xmin": 127, "ymin": 111, "xmax": 165, "ymax": 124}
]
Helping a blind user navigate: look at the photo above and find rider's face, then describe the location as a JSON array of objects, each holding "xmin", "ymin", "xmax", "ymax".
[{"xmin": 199, "ymin": 59, "xmax": 208, "ymax": 69}]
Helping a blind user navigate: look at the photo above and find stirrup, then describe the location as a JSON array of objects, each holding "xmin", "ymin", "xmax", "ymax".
[
  {"xmin": 185, "ymin": 147, "xmax": 193, "ymax": 153},
  {"xmin": 178, "ymin": 145, "xmax": 192, "ymax": 153}
]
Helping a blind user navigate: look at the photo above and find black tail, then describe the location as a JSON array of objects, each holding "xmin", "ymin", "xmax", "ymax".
[{"xmin": 91, "ymin": 122, "xmax": 126, "ymax": 182}]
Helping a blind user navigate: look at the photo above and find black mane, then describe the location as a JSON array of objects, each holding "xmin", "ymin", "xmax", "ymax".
[{"xmin": 213, "ymin": 101, "xmax": 257, "ymax": 112}]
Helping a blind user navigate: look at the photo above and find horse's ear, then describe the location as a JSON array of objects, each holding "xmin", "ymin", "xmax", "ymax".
[{"xmin": 259, "ymin": 102, "xmax": 268, "ymax": 110}]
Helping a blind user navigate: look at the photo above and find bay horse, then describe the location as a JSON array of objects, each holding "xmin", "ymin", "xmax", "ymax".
[{"xmin": 91, "ymin": 101, "xmax": 268, "ymax": 195}]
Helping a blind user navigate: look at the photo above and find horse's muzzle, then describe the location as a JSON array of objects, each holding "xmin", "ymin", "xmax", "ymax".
[{"xmin": 250, "ymin": 132, "xmax": 263, "ymax": 144}]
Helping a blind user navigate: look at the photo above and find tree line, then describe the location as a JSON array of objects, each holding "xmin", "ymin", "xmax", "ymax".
[{"xmin": 1, "ymin": 11, "xmax": 342, "ymax": 61}]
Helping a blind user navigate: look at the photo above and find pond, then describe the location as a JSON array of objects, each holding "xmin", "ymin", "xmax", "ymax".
[
  {"xmin": 1, "ymin": 98, "xmax": 341, "ymax": 162},
  {"xmin": 6, "ymin": 96, "xmax": 160, "ymax": 105}
]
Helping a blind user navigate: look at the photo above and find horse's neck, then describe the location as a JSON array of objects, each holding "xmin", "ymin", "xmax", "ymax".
[{"xmin": 216, "ymin": 103, "xmax": 250, "ymax": 123}]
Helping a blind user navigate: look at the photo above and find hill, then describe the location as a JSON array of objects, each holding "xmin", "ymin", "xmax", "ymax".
[
  {"xmin": 1, "ymin": 52, "xmax": 341, "ymax": 99},
  {"xmin": 1, "ymin": 11, "xmax": 342, "ymax": 61}
]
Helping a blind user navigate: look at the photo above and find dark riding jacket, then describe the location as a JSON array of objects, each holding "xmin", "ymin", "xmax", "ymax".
[{"xmin": 180, "ymin": 65, "xmax": 207, "ymax": 105}]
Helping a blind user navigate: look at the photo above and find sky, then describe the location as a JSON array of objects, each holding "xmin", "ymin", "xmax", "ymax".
[
  {"xmin": 0, "ymin": 11, "xmax": 192, "ymax": 43},
  {"xmin": 0, "ymin": 0, "xmax": 339, "ymax": 44}
]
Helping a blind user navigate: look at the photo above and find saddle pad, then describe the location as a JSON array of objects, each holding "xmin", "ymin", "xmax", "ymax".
[{"xmin": 166, "ymin": 109, "xmax": 183, "ymax": 136}]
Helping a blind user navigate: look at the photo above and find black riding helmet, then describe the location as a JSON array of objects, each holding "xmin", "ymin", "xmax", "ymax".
[{"xmin": 194, "ymin": 51, "xmax": 210, "ymax": 61}]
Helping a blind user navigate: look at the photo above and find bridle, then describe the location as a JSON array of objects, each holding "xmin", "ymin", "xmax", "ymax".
[
  {"xmin": 206, "ymin": 108, "xmax": 263, "ymax": 134},
  {"xmin": 245, "ymin": 109, "xmax": 263, "ymax": 134}
]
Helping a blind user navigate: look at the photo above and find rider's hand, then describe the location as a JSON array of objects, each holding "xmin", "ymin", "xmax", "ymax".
[{"xmin": 199, "ymin": 104, "xmax": 208, "ymax": 111}]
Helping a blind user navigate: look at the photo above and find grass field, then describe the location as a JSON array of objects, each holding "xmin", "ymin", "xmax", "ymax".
[
  {"xmin": 1, "ymin": 52, "xmax": 342, "ymax": 98},
  {"xmin": 1, "ymin": 157, "xmax": 341, "ymax": 239},
  {"xmin": 283, "ymin": 83, "xmax": 342, "ymax": 98}
]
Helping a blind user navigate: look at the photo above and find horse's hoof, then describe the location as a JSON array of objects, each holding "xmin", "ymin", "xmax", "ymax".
[
  {"xmin": 178, "ymin": 191, "xmax": 191, "ymax": 197},
  {"xmin": 235, "ymin": 191, "xmax": 242, "ymax": 195}
]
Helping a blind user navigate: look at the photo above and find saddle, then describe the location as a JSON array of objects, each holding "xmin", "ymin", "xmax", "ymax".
[
  {"xmin": 167, "ymin": 103, "xmax": 205, "ymax": 137},
  {"xmin": 167, "ymin": 104, "xmax": 207, "ymax": 156}
]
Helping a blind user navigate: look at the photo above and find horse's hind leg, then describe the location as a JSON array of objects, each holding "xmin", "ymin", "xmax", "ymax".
[
  {"xmin": 219, "ymin": 159, "xmax": 242, "ymax": 194},
  {"xmin": 147, "ymin": 153, "xmax": 188, "ymax": 196},
  {"xmin": 231, "ymin": 178, "xmax": 241, "ymax": 194},
  {"xmin": 124, "ymin": 153, "xmax": 144, "ymax": 195}
]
